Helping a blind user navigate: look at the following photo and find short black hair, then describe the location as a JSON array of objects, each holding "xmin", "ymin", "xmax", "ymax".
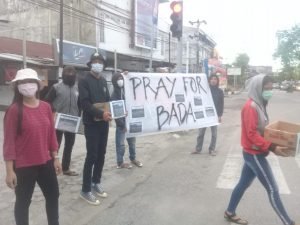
[{"xmin": 262, "ymin": 75, "xmax": 273, "ymax": 86}]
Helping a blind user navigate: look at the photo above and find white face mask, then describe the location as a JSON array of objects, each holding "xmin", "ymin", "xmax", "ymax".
[
  {"xmin": 117, "ymin": 79, "xmax": 124, "ymax": 88},
  {"xmin": 91, "ymin": 63, "xmax": 104, "ymax": 74},
  {"xmin": 18, "ymin": 83, "xmax": 38, "ymax": 97}
]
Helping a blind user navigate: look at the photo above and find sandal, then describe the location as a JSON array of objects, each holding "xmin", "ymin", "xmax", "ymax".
[
  {"xmin": 191, "ymin": 150, "xmax": 201, "ymax": 154},
  {"xmin": 131, "ymin": 160, "xmax": 143, "ymax": 167},
  {"xmin": 63, "ymin": 170, "xmax": 79, "ymax": 176},
  {"xmin": 224, "ymin": 211, "xmax": 248, "ymax": 225}
]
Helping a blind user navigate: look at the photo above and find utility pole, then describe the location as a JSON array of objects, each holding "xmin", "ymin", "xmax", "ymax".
[
  {"xmin": 189, "ymin": 19, "xmax": 206, "ymax": 73},
  {"xmin": 59, "ymin": 0, "xmax": 64, "ymax": 77},
  {"xmin": 22, "ymin": 28, "xmax": 27, "ymax": 68}
]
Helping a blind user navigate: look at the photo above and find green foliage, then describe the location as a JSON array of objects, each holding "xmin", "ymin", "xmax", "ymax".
[
  {"xmin": 274, "ymin": 24, "xmax": 300, "ymax": 81},
  {"xmin": 274, "ymin": 25, "xmax": 300, "ymax": 68}
]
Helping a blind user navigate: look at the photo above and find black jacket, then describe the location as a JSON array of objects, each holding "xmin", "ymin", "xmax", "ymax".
[
  {"xmin": 210, "ymin": 85, "xmax": 224, "ymax": 117},
  {"xmin": 111, "ymin": 73, "xmax": 126, "ymax": 129},
  {"xmin": 78, "ymin": 72, "xmax": 110, "ymax": 125}
]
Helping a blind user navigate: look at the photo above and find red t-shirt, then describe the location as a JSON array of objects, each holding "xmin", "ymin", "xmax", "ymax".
[
  {"xmin": 241, "ymin": 99, "xmax": 271, "ymax": 154},
  {"xmin": 3, "ymin": 101, "xmax": 58, "ymax": 168}
]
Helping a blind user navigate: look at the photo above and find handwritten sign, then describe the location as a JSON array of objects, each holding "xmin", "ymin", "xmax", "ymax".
[{"xmin": 123, "ymin": 73, "xmax": 219, "ymax": 137}]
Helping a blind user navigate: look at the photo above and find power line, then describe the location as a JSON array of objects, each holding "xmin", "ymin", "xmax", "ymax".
[{"xmin": 16, "ymin": 0, "xmax": 176, "ymax": 46}]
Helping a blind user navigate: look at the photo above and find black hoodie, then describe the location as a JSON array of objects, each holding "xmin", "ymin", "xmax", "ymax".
[
  {"xmin": 111, "ymin": 73, "xmax": 126, "ymax": 129},
  {"xmin": 209, "ymin": 75, "xmax": 224, "ymax": 117}
]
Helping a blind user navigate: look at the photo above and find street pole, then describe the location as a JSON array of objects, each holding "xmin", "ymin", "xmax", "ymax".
[
  {"xmin": 149, "ymin": 20, "xmax": 154, "ymax": 73},
  {"xmin": 114, "ymin": 50, "xmax": 117, "ymax": 72},
  {"xmin": 168, "ymin": 32, "xmax": 171, "ymax": 72},
  {"xmin": 196, "ymin": 20, "xmax": 200, "ymax": 73},
  {"xmin": 59, "ymin": 0, "xmax": 64, "ymax": 77},
  {"xmin": 186, "ymin": 41, "xmax": 189, "ymax": 73},
  {"xmin": 22, "ymin": 28, "xmax": 27, "ymax": 68},
  {"xmin": 176, "ymin": 38, "xmax": 183, "ymax": 73}
]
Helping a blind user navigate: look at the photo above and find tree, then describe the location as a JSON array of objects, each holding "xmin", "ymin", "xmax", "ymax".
[
  {"xmin": 233, "ymin": 53, "xmax": 250, "ymax": 75},
  {"xmin": 274, "ymin": 24, "xmax": 300, "ymax": 81},
  {"xmin": 229, "ymin": 53, "xmax": 250, "ymax": 88},
  {"xmin": 274, "ymin": 25, "xmax": 300, "ymax": 68}
]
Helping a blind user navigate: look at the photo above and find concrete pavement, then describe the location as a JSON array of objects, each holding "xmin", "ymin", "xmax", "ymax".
[{"xmin": 0, "ymin": 91, "xmax": 300, "ymax": 225}]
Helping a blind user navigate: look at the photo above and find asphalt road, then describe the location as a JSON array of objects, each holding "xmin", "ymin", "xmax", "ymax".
[
  {"xmin": 0, "ymin": 90, "xmax": 299, "ymax": 225},
  {"xmin": 84, "ymin": 90, "xmax": 300, "ymax": 225}
]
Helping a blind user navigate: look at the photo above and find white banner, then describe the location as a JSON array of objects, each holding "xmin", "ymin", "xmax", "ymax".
[{"xmin": 124, "ymin": 73, "xmax": 219, "ymax": 137}]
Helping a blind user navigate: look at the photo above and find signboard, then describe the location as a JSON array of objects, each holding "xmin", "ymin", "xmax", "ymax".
[
  {"xmin": 134, "ymin": 0, "xmax": 159, "ymax": 49},
  {"xmin": 54, "ymin": 39, "xmax": 106, "ymax": 67},
  {"xmin": 55, "ymin": 113, "xmax": 81, "ymax": 133},
  {"xmin": 123, "ymin": 73, "xmax": 219, "ymax": 137},
  {"xmin": 227, "ymin": 67, "xmax": 241, "ymax": 76}
]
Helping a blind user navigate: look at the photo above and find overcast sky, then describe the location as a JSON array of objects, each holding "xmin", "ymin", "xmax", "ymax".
[{"xmin": 159, "ymin": 0, "xmax": 300, "ymax": 69}]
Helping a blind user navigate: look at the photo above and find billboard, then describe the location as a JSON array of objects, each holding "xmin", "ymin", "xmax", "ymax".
[
  {"xmin": 227, "ymin": 67, "xmax": 241, "ymax": 76},
  {"xmin": 54, "ymin": 39, "xmax": 106, "ymax": 67},
  {"xmin": 134, "ymin": 0, "xmax": 159, "ymax": 49}
]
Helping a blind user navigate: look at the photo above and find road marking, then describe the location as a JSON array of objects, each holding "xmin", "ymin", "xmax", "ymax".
[
  {"xmin": 295, "ymin": 157, "xmax": 300, "ymax": 169},
  {"xmin": 216, "ymin": 153, "xmax": 290, "ymax": 194}
]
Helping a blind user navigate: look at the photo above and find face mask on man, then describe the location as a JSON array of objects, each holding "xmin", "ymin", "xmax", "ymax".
[
  {"xmin": 91, "ymin": 63, "xmax": 104, "ymax": 74},
  {"xmin": 18, "ymin": 83, "xmax": 38, "ymax": 97},
  {"xmin": 117, "ymin": 79, "xmax": 124, "ymax": 88},
  {"xmin": 62, "ymin": 74, "xmax": 76, "ymax": 86},
  {"xmin": 262, "ymin": 90, "xmax": 273, "ymax": 101}
]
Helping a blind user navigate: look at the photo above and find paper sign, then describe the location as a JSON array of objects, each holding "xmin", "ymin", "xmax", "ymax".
[
  {"xmin": 110, "ymin": 100, "xmax": 126, "ymax": 119},
  {"xmin": 55, "ymin": 113, "xmax": 81, "ymax": 133},
  {"xmin": 123, "ymin": 73, "xmax": 219, "ymax": 137}
]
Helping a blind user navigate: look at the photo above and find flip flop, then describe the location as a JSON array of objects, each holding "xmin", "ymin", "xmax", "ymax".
[
  {"xmin": 63, "ymin": 170, "xmax": 79, "ymax": 176},
  {"xmin": 224, "ymin": 212, "xmax": 248, "ymax": 225}
]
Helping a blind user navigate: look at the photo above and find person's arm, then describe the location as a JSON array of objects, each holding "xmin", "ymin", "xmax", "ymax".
[
  {"xmin": 78, "ymin": 78, "xmax": 104, "ymax": 119},
  {"xmin": 44, "ymin": 86, "xmax": 57, "ymax": 112},
  {"xmin": 46, "ymin": 103, "xmax": 62, "ymax": 174},
  {"xmin": 5, "ymin": 161, "xmax": 17, "ymax": 189},
  {"xmin": 243, "ymin": 105, "xmax": 271, "ymax": 152},
  {"xmin": 3, "ymin": 106, "xmax": 18, "ymax": 189},
  {"xmin": 218, "ymin": 89, "xmax": 224, "ymax": 117}
]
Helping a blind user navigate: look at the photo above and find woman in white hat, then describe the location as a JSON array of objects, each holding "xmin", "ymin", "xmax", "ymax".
[{"xmin": 3, "ymin": 68, "xmax": 61, "ymax": 225}]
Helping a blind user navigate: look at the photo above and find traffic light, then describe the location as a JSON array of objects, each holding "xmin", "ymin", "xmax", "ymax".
[{"xmin": 170, "ymin": 1, "xmax": 183, "ymax": 40}]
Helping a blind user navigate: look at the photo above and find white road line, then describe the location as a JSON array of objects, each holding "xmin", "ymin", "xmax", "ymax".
[
  {"xmin": 216, "ymin": 153, "xmax": 290, "ymax": 194},
  {"xmin": 295, "ymin": 157, "xmax": 300, "ymax": 169}
]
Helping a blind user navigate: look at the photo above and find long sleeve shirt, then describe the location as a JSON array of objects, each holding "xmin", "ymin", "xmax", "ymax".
[{"xmin": 3, "ymin": 101, "xmax": 58, "ymax": 168}]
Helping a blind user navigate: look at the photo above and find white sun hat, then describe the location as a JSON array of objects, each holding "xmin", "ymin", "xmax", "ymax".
[{"xmin": 12, "ymin": 68, "xmax": 41, "ymax": 82}]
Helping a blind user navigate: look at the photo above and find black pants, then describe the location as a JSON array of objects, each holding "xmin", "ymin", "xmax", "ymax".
[
  {"xmin": 82, "ymin": 122, "xmax": 109, "ymax": 192},
  {"xmin": 15, "ymin": 160, "xmax": 59, "ymax": 225},
  {"xmin": 56, "ymin": 130, "xmax": 76, "ymax": 171}
]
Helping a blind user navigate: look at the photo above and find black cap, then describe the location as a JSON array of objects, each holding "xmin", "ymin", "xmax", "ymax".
[{"xmin": 87, "ymin": 52, "xmax": 105, "ymax": 68}]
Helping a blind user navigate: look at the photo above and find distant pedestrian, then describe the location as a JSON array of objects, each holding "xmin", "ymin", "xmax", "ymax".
[
  {"xmin": 111, "ymin": 72, "xmax": 143, "ymax": 169},
  {"xmin": 45, "ymin": 66, "xmax": 79, "ymax": 176},
  {"xmin": 192, "ymin": 74, "xmax": 224, "ymax": 156},
  {"xmin": 224, "ymin": 74, "xmax": 298, "ymax": 225},
  {"xmin": 3, "ymin": 68, "xmax": 61, "ymax": 225},
  {"xmin": 78, "ymin": 52, "xmax": 111, "ymax": 205}
]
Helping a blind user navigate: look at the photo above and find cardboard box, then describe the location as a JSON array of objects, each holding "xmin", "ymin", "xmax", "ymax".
[{"xmin": 264, "ymin": 121, "xmax": 300, "ymax": 157}]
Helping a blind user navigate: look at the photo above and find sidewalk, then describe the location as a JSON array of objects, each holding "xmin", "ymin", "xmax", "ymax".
[{"xmin": 0, "ymin": 110, "xmax": 170, "ymax": 225}]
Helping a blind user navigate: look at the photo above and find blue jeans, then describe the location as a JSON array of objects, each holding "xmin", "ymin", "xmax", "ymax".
[
  {"xmin": 226, "ymin": 151, "xmax": 294, "ymax": 225},
  {"xmin": 195, "ymin": 126, "xmax": 217, "ymax": 152},
  {"xmin": 115, "ymin": 126, "xmax": 136, "ymax": 165}
]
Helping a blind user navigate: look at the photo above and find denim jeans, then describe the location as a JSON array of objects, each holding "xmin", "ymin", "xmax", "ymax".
[
  {"xmin": 226, "ymin": 151, "xmax": 294, "ymax": 225},
  {"xmin": 14, "ymin": 160, "xmax": 59, "ymax": 225},
  {"xmin": 115, "ymin": 126, "xmax": 136, "ymax": 165},
  {"xmin": 82, "ymin": 122, "xmax": 109, "ymax": 192},
  {"xmin": 56, "ymin": 130, "xmax": 76, "ymax": 172},
  {"xmin": 195, "ymin": 126, "xmax": 217, "ymax": 152}
]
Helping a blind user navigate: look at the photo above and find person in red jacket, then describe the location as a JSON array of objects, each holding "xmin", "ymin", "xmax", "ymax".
[
  {"xmin": 3, "ymin": 68, "xmax": 61, "ymax": 225},
  {"xmin": 224, "ymin": 74, "xmax": 297, "ymax": 225}
]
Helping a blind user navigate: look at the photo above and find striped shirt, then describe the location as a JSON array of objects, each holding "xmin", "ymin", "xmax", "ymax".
[{"xmin": 3, "ymin": 101, "xmax": 58, "ymax": 168}]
